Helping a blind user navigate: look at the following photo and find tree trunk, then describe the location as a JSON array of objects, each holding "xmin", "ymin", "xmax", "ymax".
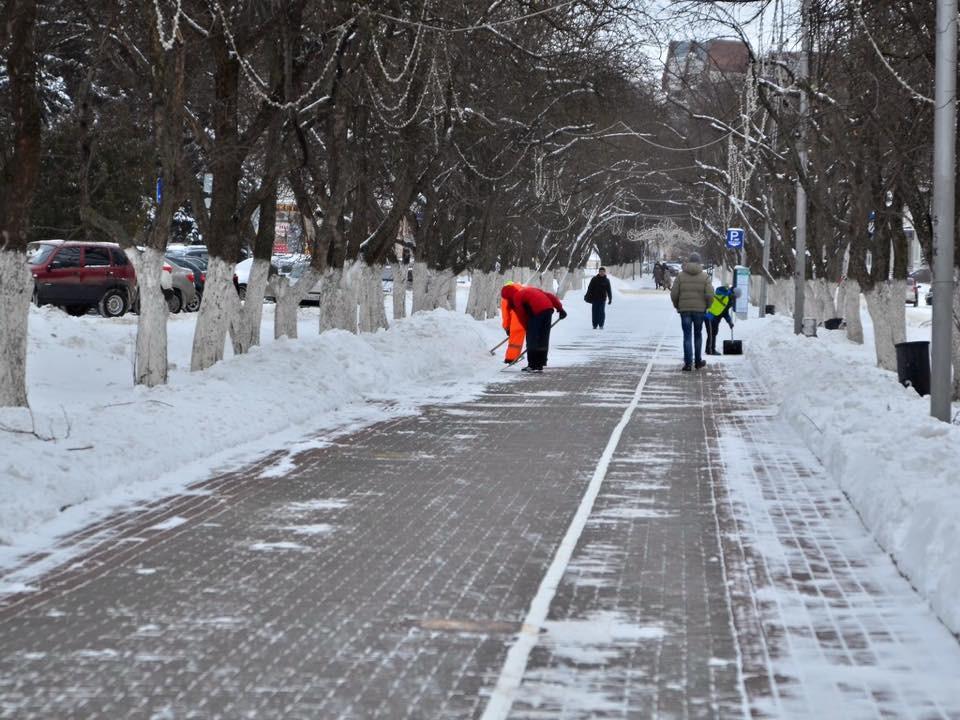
[
  {"xmin": 392, "ymin": 270, "xmax": 407, "ymax": 320},
  {"xmin": 863, "ymin": 280, "xmax": 905, "ymax": 371},
  {"xmin": 191, "ymin": 257, "xmax": 240, "ymax": 370},
  {"xmin": 358, "ymin": 263, "xmax": 389, "ymax": 333},
  {"xmin": 446, "ymin": 273, "xmax": 457, "ymax": 310},
  {"xmin": 232, "ymin": 258, "xmax": 271, "ymax": 354},
  {"xmin": 487, "ymin": 273, "xmax": 505, "ymax": 318},
  {"xmin": 0, "ymin": 0, "xmax": 42, "ymax": 407},
  {"xmin": 319, "ymin": 266, "xmax": 359, "ymax": 333},
  {"xmin": 273, "ymin": 266, "xmax": 320, "ymax": 340},
  {"xmin": 128, "ymin": 248, "xmax": 169, "ymax": 386},
  {"xmin": 466, "ymin": 272, "xmax": 485, "ymax": 320},
  {"xmin": 412, "ymin": 264, "xmax": 455, "ymax": 313},
  {"xmin": 843, "ymin": 279, "xmax": 864, "ymax": 344},
  {"xmin": 0, "ymin": 252, "xmax": 32, "ymax": 407}
]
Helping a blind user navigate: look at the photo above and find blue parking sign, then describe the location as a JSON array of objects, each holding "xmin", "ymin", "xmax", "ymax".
[{"xmin": 726, "ymin": 227, "xmax": 744, "ymax": 249}]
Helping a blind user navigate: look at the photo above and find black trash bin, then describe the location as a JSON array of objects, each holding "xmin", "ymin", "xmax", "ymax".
[{"xmin": 895, "ymin": 341, "xmax": 930, "ymax": 396}]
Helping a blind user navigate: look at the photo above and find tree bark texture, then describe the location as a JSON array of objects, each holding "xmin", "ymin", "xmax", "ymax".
[
  {"xmin": 130, "ymin": 248, "xmax": 170, "ymax": 387},
  {"xmin": 863, "ymin": 280, "xmax": 906, "ymax": 371},
  {"xmin": 843, "ymin": 279, "xmax": 864, "ymax": 344},
  {"xmin": 0, "ymin": 0, "xmax": 42, "ymax": 407},
  {"xmin": 358, "ymin": 263, "xmax": 388, "ymax": 333},
  {"xmin": 190, "ymin": 258, "xmax": 240, "ymax": 371},
  {"xmin": 0, "ymin": 252, "xmax": 32, "ymax": 406}
]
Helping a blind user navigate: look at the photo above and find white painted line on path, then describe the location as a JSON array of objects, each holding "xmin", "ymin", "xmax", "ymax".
[{"xmin": 480, "ymin": 337, "xmax": 664, "ymax": 720}]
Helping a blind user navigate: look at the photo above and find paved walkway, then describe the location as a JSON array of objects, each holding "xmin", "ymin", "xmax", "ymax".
[{"xmin": 1, "ymin": 296, "xmax": 959, "ymax": 719}]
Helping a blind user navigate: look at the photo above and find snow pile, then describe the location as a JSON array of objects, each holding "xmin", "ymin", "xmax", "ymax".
[
  {"xmin": 0, "ymin": 305, "xmax": 501, "ymax": 561},
  {"xmin": 733, "ymin": 313, "xmax": 960, "ymax": 635}
]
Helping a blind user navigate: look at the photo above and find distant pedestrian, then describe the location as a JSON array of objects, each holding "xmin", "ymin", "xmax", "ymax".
[
  {"xmin": 501, "ymin": 284, "xmax": 567, "ymax": 372},
  {"xmin": 661, "ymin": 266, "xmax": 673, "ymax": 291},
  {"xmin": 704, "ymin": 285, "xmax": 741, "ymax": 355},
  {"xmin": 653, "ymin": 262, "xmax": 664, "ymax": 290},
  {"xmin": 670, "ymin": 252, "xmax": 714, "ymax": 371},
  {"xmin": 584, "ymin": 267, "xmax": 613, "ymax": 329}
]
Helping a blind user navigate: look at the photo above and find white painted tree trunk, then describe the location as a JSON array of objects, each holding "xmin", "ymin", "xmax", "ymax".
[
  {"xmin": 392, "ymin": 270, "xmax": 407, "ymax": 320},
  {"xmin": 466, "ymin": 272, "xmax": 486, "ymax": 320},
  {"xmin": 411, "ymin": 264, "xmax": 456, "ymax": 313},
  {"xmin": 842, "ymin": 279, "xmax": 864, "ymax": 344},
  {"xmin": 358, "ymin": 263, "xmax": 389, "ymax": 333},
  {"xmin": 191, "ymin": 256, "xmax": 241, "ymax": 372},
  {"xmin": 232, "ymin": 257, "xmax": 270, "ymax": 354},
  {"xmin": 863, "ymin": 280, "xmax": 906, "ymax": 371},
  {"xmin": 319, "ymin": 265, "xmax": 359, "ymax": 333},
  {"xmin": 446, "ymin": 273, "xmax": 457, "ymax": 310},
  {"xmin": 273, "ymin": 266, "xmax": 321, "ymax": 340},
  {"xmin": 556, "ymin": 269, "xmax": 574, "ymax": 299},
  {"xmin": 0, "ymin": 249, "xmax": 31, "ymax": 407},
  {"xmin": 129, "ymin": 247, "xmax": 169, "ymax": 387},
  {"xmin": 487, "ymin": 273, "xmax": 505, "ymax": 318}
]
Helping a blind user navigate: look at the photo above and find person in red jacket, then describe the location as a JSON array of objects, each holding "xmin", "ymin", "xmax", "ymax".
[{"xmin": 501, "ymin": 284, "xmax": 567, "ymax": 372}]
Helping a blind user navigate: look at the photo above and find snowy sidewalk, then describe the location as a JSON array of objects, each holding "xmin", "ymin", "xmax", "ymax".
[{"xmin": 1, "ymin": 292, "xmax": 959, "ymax": 718}]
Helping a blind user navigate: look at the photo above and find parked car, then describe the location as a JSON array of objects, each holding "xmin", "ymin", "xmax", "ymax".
[
  {"xmin": 665, "ymin": 262, "xmax": 682, "ymax": 276},
  {"xmin": 905, "ymin": 276, "xmax": 919, "ymax": 306},
  {"xmin": 167, "ymin": 254, "xmax": 205, "ymax": 311},
  {"xmin": 28, "ymin": 240, "xmax": 136, "ymax": 317},
  {"xmin": 234, "ymin": 257, "xmax": 280, "ymax": 300},
  {"xmin": 164, "ymin": 259, "xmax": 198, "ymax": 313}
]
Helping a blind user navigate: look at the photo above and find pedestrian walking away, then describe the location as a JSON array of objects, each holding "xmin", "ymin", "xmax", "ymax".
[
  {"xmin": 501, "ymin": 283, "xmax": 566, "ymax": 372},
  {"xmin": 670, "ymin": 252, "xmax": 713, "ymax": 371},
  {"xmin": 661, "ymin": 265, "xmax": 673, "ymax": 291},
  {"xmin": 584, "ymin": 267, "xmax": 613, "ymax": 329},
  {"xmin": 500, "ymin": 281, "xmax": 527, "ymax": 364},
  {"xmin": 705, "ymin": 285, "xmax": 741, "ymax": 355},
  {"xmin": 653, "ymin": 262, "xmax": 664, "ymax": 290}
]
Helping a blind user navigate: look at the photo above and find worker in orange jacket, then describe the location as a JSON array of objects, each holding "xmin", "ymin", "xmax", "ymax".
[{"xmin": 500, "ymin": 282, "xmax": 527, "ymax": 364}]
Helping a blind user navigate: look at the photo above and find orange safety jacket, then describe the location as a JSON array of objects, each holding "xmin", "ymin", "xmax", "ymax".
[{"xmin": 500, "ymin": 285, "xmax": 527, "ymax": 363}]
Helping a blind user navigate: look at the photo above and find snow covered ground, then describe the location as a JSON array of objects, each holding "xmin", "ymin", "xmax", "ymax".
[
  {"xmin": 730, "ymin": 299, "xmax": 960, "ymax": 637},
  {"xmin": 0, "ymin": 290, "xmax": 506, "ymax": 577}
]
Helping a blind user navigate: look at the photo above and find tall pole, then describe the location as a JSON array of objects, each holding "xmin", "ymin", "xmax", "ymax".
[
  {"xmin": 793, "ymin": 0, "xmax": 811, "ymax": 335},
  {"xmin": 931, "ymin": 0, "xmax": 957, "ymax": 422},
  {"xmin": 759, "ymin": 219, "xmax": 772, "ymax": 317}
]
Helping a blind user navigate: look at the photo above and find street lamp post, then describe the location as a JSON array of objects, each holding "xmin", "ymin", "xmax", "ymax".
[
  {"xmin": 931, "ymin": 0, "xmax": 957, "ymax": 422},
  {"xmin": 794, "ymin": 0, "xmax": 811, "ymax": 335}
]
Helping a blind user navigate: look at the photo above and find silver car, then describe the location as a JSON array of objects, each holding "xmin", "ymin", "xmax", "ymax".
[{"xmin": 164, "ymin": 259, "xmax": 199, "ymax": 313}]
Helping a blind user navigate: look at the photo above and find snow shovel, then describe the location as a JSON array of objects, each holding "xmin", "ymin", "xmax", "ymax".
[{"xmin": 722, "ymin": 325, "xmax": 743, "ymax": 355}]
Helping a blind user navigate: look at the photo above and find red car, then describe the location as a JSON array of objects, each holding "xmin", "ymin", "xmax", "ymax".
[{"xmin": 28, "ymin": 240, "xmax": 137, "ymax": 317}]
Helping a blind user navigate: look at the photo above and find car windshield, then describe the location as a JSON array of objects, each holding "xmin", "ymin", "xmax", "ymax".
[{"xmin": 27, "ymin": 243, "xmax": 57, "ymax": 265}]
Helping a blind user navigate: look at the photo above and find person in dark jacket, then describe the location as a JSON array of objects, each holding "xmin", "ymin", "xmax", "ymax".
[
  {"xmin": 704, "ymin": 285, "xmax": 741, "ymax": 355},
  {"xmin": 653, "ymin": 262, "xmax": 664, "ymax": 290},
  {"xmin": 584, "ymin": 267, "xmax": 613, "ymax": 329},
  {"xmin": 501, "ymin": 284, "xmax": 566, "ymax": 372}
]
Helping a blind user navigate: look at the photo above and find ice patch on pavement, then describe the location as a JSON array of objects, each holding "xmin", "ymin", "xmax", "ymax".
[
  {"xmin": 146, "ymin": 516, "xmax": 188, "ymax": 531},
  {"xmin": 249, "ymin": 541, "xmax": 308, "ymax": 552}
]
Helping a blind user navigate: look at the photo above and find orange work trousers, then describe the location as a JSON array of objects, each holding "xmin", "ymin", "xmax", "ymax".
[{"xmin": 504, "ymin": 311, "xmax": 526, "ymax": 363}]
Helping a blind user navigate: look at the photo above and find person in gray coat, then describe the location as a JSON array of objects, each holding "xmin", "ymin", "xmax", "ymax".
[{"xmin": 670, "ymin": 252, "xmax": 714, "ymax": 371}]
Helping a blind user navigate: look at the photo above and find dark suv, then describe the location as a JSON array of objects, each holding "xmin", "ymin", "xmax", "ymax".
[{"xmin": 29, "ymin": 240, "xmax": 137, "ymax": 317}]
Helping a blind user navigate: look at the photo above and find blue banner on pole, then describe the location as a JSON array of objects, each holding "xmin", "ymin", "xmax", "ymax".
[{"xmin": 725, "ymin": 228, "xmax": 744, "ymax": 249}]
